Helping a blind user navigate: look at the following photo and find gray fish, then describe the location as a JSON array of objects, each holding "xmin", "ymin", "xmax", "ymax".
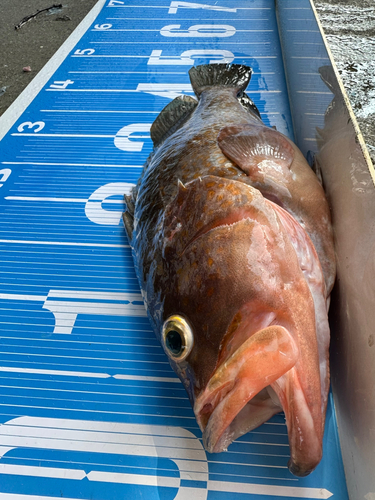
[{"xmin": 123, "ymin": 64, "xmax": 335, "ymax": 477}]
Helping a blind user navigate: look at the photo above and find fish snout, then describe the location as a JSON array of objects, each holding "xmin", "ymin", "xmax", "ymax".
[{"xmin": 193, "ymin": 325, "xmax": 298, "ymax": 454}]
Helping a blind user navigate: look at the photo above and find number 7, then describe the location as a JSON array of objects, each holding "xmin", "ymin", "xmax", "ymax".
[{"xmin": 168, "ymin": 1, "xmax": 236, "ymax": 14}]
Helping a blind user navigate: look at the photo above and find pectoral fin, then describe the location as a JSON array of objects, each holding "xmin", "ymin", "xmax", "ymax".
[
  {"xmin": 218, "ymin": 123, "xmax": 294, "ymax": 174},
  {"xmin": 122, "ymin": 209, "xmax": 134, "ymax": 242},
  {"xmin": 150, "ymin": 95, "xmax": 197, "ymax": 146}
]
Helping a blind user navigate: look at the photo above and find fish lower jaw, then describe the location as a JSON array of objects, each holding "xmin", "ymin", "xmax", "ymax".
[
  {"xmin": 194, "ymin": 325, "xmax": 298, "ymax": 454},
  {"xmin": 203, "ymin": 426, "xmax": 232, "ymax": 454},
  {"xmin": 200, "ymin": 386, "xmax": 282, "ymax": 454}
]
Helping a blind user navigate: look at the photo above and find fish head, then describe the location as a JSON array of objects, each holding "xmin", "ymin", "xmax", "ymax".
[{"xmin": 157, "ymin": 176, "xmax": 308, "ymax": 457}]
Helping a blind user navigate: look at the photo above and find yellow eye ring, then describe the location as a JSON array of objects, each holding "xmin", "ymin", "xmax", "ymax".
[{"xmin": 162, "ymin": 315, "xmax": 194, "ymax": 361}]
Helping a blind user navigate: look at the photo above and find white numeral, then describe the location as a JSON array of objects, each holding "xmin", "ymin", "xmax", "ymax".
[
  {"xmin": 0, "ymin": 168, "xmax": 11, "ymax": 188},
  {"xmin": 74, "ymin": 49, "xmax": 95, "ymax": 56},
  {"xmin": 109, "ymin": 0, "xmax": 124, "ymax": 4},
  {"xmin": 17, "ymin": 121, "xmax": 45, "ymax": 133},
  {"xmin": 50, "ymin": 80, "xmax": 74, "ymax": 89},
  {"xmin": 168, "ymin": 1, "xmax": 236, "ymax": 14},
  {"xmin": 160, "ymin": 24, "xmax": 235, "ymax": 37},
  {"xmin": 114, "ymin": 124, "xmax": 151, "ymax": 152},
  {"xmin": 94, "ymin": 23, "xmax": 112, "ymax": 30},
  {"xmin": 148, "ymin": 49, "xmax": 234, "ymax": 65},
  {"xmin": 85, "ymin": 183, "xmax": 135, "ymax": 226}
]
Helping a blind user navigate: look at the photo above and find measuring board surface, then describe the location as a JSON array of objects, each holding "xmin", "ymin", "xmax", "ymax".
[{"xmin": 0, "ymin": 1, "xmax": 348, "ymax": 499}]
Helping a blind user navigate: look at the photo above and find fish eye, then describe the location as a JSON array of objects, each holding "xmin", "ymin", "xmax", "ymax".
[{"xmin": 162, "ymin": 315, "xmax": 194, "ymax": 361}]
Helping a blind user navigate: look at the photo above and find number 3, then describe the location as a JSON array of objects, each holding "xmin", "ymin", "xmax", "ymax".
[{"xmin": 17, "ymin": 121, "xmax": 45, "ymax": 133}]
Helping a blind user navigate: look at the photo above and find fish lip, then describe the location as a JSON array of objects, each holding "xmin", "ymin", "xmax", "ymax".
[
  {"xmin": 195, "ymin": 375, "xmax": 281, "ymax": 455},
  {"xmin": 196, "ymin": 382, "xmax": 251, "ymax": 454},
  {"xmin": 193, "ymin": 326, "xmax": 298, "ymax": 454},
  {"xmin": 195, "ymin": 377, "xmax": 278, "ymax": 454}
]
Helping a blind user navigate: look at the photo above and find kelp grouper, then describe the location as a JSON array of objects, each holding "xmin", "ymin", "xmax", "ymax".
[{"xmin": 123, "ymin": 64, "xmax": 336, "ymax": 476}]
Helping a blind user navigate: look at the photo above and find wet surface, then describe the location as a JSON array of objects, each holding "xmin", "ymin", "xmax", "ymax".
[{"xmin": 314, "ymin": 0, "xmax": 375, "ymax": 165}]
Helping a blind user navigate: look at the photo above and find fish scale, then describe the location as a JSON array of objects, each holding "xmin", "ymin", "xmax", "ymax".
[{"xmin": 127, "ymin": 68, "xmax": 330, "ymax": 473}]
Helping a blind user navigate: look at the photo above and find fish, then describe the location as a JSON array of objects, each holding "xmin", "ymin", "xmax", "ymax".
[{"xmin": 123, "ymin": 64, "xmax": 336, "ymax": 477}]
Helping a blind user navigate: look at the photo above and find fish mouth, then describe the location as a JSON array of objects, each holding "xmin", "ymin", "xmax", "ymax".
[{"xmin": 194, "ymin": 325, "xmax": 298, "ymax": 454}]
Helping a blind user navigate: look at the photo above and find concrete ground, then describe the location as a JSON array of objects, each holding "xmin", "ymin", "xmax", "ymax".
[{"xmin": 0, "ymin": 0, "xmax": 373, "ymax": 165}]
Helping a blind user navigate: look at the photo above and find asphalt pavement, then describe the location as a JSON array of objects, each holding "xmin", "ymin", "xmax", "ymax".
[{"xmin": 0, "ymin": 0, "xmax": 97, "ymax": 116}]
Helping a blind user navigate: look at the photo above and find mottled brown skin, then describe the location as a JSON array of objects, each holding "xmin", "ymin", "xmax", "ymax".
[
  {"xmin": 128, "ymin": 69, "xmax": 334, "ymax": 476},
  {"xmin": 162, "ymin": 177, "xmax": 324, "ymax": 475},
  {"xmin": 134, "ymin": 88, "xmax": 335, "ymax": 294}
]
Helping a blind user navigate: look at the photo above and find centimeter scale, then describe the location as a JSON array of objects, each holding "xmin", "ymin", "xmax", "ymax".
[{"xmin": 0, "ymin": 0, "xmax": 349, "ymax": 499}]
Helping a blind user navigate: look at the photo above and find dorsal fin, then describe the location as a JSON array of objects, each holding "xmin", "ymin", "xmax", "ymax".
[
  {"xmin": 150, "ymin": 95, "xmax": 198, "ymax": 147},
  {"xmin": 188, "ymin": 64, "xmax": 252, "ymax": 98}
]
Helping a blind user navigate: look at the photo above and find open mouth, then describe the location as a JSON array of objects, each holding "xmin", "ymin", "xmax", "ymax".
[
  {"xmin": 194, "ymin": 325, "xmax": 298, "ymax": 454},
  {"xmin": 198, "ymin": 383, "xmax": 283, "ymax": 454}
]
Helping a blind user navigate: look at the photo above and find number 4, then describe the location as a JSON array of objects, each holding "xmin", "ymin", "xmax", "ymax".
[{"xmin": 168, "ymin": 1, "xmax": 236, "ymax": 14}]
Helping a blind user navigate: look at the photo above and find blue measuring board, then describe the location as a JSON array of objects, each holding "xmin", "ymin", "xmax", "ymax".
[{"xmin": 0, "ymin": 0, "xmax": 349, "ymax": 499}]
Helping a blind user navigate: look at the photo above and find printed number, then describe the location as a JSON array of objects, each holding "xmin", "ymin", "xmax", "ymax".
[
  {"xmin": 160, "ymin": 24, "xmax": 236, "ymax": 37},
  {"xmin": 17, "ymin": 121, "xmax": 45, "ymax": 133},
  {"xmin": 49, "ymin": 80, "xmax": 74, "ymax": 89},
  {"xmin": 168, "ymin": 1, "xmax": 236, "ymax": 14},
  {"xmin": 109, "ymin": 0, "xmax": 124, "ymax": 4},
  {"xmin": 0, "ymin": 168, "xmax": 11, "ymax": 188},
  {"xmin": 114, "ymin": 124, "xmax": 151, "ymax": 152},
  {"xmin": 94, "ymin": 24, "xmax": 112, "ymax": 30},
  {"xmin": 85, "ymin": 182, "xmax": 135, "ymax": 226},
  {"xmin": 148, "ymin": 49, "xmax": 234, "ymax": 65},
  {"xmin": 74, "ymin": 49, "xmax": 95, "ymax": 56}
]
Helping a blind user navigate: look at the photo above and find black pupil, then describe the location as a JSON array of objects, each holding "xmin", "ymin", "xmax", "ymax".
[{"xmin": 165, "ymin": 330, "xmax": 183, "ymax": 356}]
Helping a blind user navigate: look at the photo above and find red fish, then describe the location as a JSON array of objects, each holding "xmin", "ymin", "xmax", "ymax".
[{"xmin": 123, "ymin": 64, "xmax": 335, "ymax": 476}]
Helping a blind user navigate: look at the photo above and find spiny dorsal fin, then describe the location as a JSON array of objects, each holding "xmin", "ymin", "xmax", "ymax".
[
  {"xmin": 189, "ymin": 64, "xmax": 252, "ymax": 98},
  {"xmin": 151, "ymin": 95, "xmax": 198, "ymax": 147}
]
